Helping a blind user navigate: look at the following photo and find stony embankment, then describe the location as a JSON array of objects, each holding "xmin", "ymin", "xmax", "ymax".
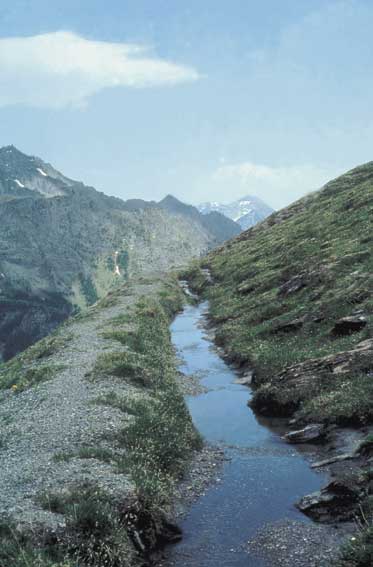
[{"xmin": 0, "ymin": 276, "xmax": 203, "ymax": 567}]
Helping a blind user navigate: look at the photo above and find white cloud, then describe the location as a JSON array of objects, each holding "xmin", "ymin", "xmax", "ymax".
[
  {"xmin": 211, "ymin": 162, "xmax": 340, "ymax": 208},
  {"xmin": 0, "ymin": 31, "xmax": 200, "ymax": 108}
]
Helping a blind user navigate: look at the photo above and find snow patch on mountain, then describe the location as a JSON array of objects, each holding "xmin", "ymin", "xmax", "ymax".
[{"xmin": 198, "ymin": 195, "xmax": 274, "ymax": 230}]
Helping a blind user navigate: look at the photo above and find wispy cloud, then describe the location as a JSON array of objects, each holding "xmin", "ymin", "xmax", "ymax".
[
  {"xmin": 0, "ymin": 31, "xmax": 200, "ymax": 108},
  {"xmin": 212, "ymin": 162, "xmax": 340, "ymax": 208}
]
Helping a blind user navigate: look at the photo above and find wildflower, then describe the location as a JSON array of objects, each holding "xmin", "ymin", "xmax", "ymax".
[{"xmin": 11, "ymin": 384, "xmax": 18, "ymax": 391}]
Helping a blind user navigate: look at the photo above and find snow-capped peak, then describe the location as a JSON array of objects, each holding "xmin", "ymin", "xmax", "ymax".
[{"xmin": 197, "ymin": 195, "xmax": 274, "ymax": 230}]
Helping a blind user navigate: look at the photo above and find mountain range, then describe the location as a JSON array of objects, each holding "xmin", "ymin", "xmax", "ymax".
[
  {"xmin": 198, "ymin": 195, "xmax": 274, "ymax": 230},
  {"xmin": 0, "ymin": 145, "xmax": 239, "ymax": 361}
]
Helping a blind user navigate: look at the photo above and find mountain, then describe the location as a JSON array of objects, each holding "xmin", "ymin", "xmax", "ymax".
[
  {"xmin": 0, "ymin": 146, "xmax": 236, "ymax": 361},
  {"xmin": 198, "ymin": 194, "xmax": 274, "ymax": 230},
  {"xmin": 159, "ymin": 194, "xmax": 241, "ymax": 243},
  {"xmin": 186, "ymin": 162, "xmax": 373, "ymax": 549}
]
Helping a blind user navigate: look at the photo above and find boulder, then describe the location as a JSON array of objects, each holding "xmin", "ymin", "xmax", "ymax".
[
  {"xmin": 251, "ymin": 339, "xmax": 373, "ymax": 418},
  {"xmin": 271, "ymin": 317, "xmax": 305, "ymax": 334},
  {"xmin": 284, "ymin": 424, "xmax": 325, "ymax": 444},
  {"xmin": 297, "ymin": 477, "xmax": 364, "ymax": 522},
  {"xmin": 237, "ymin": 281, "xmax": 255, "ymax": 295},
  {"xmin": 331, "ymin": 316, "xmax": 367, "ymax": 336},
  {"xmin": 311, "ymin": 453, "xmax": 354, "ymax": 468},
  {"xmin": 279, "ymin": 274, "xmax": 307, "ymax": 296},
  {"xmin": 234, "ymin": 370, "xmax": 254, "ymax": 386}
]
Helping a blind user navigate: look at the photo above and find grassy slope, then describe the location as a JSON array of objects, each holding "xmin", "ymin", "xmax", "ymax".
[
  {"xmin": 187, "ymin": 162, "xmax": 373, "ymax": 565},
  {"xmin": 195, "ymin": 163, "xmax": 373, "ymax": 424}
]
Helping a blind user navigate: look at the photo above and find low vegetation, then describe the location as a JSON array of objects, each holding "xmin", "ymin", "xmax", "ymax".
[
  {"xmin": 0, "ymin": 330, "xmax": 71, "ymax": 392},
  {"xmin": 94, "ymin": 282, "xmax": 202, "ymax": 506},
  {"xmin": 184, "ymin": 163, "xmax": 373, "ymax": 566},
  {"xmin": 1, "ymin": 485, "xmax": 139, "ymax": 567},
  {"xmin": 0, "ymin": 361, "xmax": 65, "ymax": 392},
  {"xmin": 188, "ymin": 163, "xmax": 372, "ymax": 427},
  {"xmin": 335, "ymin": 521, "xmax": 373, "ymax": 566},
  {"xmin": 0, "ymin": 277, "xmax": 200, "ymax": 566}
]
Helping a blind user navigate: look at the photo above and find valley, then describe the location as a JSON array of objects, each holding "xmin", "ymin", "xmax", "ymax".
[{"xmin": 0, "ymin": 146, "xmax": 239, "ymax": 362}]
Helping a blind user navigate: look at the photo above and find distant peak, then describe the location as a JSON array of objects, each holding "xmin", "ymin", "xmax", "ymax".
[
  {"xmin": 0, "ymin": 144, "xmax": 23, "ymax": 154},
  {"xmin": 160, "ymin": 194, "xmax": 181, "ymax": 204}
]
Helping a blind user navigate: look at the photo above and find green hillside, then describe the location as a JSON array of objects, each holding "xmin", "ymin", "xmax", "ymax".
[
  {"xmin": 192, "ymin": 162, "xmax": 372, "ymax": 423},
  {"xmin": 182, "ymin": 162, "xmax": 373, "ymax": 567},
  {"xmin": 185, "ymin": 162, "xmax": 373, "ymax": 564}
]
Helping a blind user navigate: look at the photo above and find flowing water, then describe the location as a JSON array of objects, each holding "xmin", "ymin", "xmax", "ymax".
[{"xmin": 165, "ymin": 301, "xmax": 327, "ymax": 567}]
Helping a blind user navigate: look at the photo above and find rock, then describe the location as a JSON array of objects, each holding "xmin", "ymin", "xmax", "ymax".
[
  {"xmin": 331, "ymin": 316, "xmax": 367, "ymax": 336},
  {"xmin": 297, "ymin": 477, "xmax": 364, "ymax": 522},
  {"xmin": 271, "ymin": 317, "xmax": 305, "ymax": 334},
  {"xmin": 251, "ymin": 339, "xmax": 373, "ymax": 418},
  {"xmin": 311, "ymin": 453, "xmax": 354, "ymax": 468},
  {"xmin": 234, "ymin": 371, "xmax": 254, "ymax": 386},
  {"xmin": 284, "ymin": 424, "xmax": 325, "ymax": 444},
  {"xmin": 278, "ymin": 274, "xmax": 307, "ymax": 296},
  {"xmin": 237, "ymin": 281, "xmax": 255, "ymax": 295},
  {"xmin": 278, "ymin": 266, "xmax": 333, "ymax": 298},
  {"xmin": 201, "ymin": 268, "xmax": 213, "ymax": 284}
]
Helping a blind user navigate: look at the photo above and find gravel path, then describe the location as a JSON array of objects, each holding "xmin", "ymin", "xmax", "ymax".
[
  {"xmin": 0, "ymin": 280, "xmax": 159, "ymax": 531},
  {"xmin": 247, "ymin": 519, "xmax": 354, "ymax": 567}
]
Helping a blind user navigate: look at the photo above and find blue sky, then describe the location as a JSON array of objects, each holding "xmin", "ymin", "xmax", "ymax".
[{"xmin": 0, "ymin": 0, "xmax": 372, "ymax": 208}]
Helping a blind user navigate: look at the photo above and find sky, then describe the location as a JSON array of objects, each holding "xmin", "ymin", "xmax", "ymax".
[{"xmin": 0, "ymin": 0, "xmax": 372, "ymax": 209}]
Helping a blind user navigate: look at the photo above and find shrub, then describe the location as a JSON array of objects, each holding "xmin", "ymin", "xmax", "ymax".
[{"xmin": 335, "ymin": 523, "xmax": 373, "ymax": 566}]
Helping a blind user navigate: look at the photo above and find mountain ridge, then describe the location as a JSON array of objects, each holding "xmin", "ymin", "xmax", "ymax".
[
  {"xmin": 198, "ymin": 194, "xmax": 274, "ymax": 229},
  {"xmin": 0, "ymin": 146, "xmax": 238, "ymax": 361}
]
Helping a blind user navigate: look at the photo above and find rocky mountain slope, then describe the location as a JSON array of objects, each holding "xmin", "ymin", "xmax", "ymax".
[
  {"xmin": 186, "ymin": 162, "xmax": 373, "ymax": 565},
  {"xmin": 0, "ymin": 146, "xmax": 237, "ymax": 361},
  {"xmin": 198, "ymin": 194, "xmax": 274, "ymax": 230},
  {"xmin": 159, "ymin": 194, "xmax": 241, "ymax": 242}
]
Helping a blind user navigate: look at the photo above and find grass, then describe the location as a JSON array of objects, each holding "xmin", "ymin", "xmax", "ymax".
[
  {"xmin": 94, "ymin": 391, "xmax": 135, "ymax": 415},
  {"xmin": 93, "ymin": 284, "xmax": 202, "ymax": 506},
  {"xmin": 0, "ymin": 362, "xmax": 65, "ymax": 392},
  {"xmin": 30, "ymin": 484, "xmax": 140, "ymax": 567},
  {"xmin": 92, "ymin": 351, "xmax": 150, "ymax": 387},
  {"xmin": 53, "ymin": 451, "xmax": 74, "ymax": 463},
  {"xmin": 334, "ymin": 521, "xmax": 373, "ymax": 566},
  {"xmin": 187, "ymin": 161, "xmax": 373, "ymax": 425},
  {"xmin": 79, "ymin": 273, "xmax": 99, "ymax": 306},
  {"xmin": 23, "ymin": 332, "xmax": 73, "ymax": 362},
  {"xmin": 183, "ymin": 162, "xmax": 373, "ymax": 565},
  {"xmin": 179, "ymin": 262, "xmax": 209, "ymax": 295},
  {"xmin": 358, "ymin": 435, "xmax": 373, "ymax": 455},
  {"xmin": 77, "ymin": 446, "xmax": 114, "ymax": 462},
  {"xmin": 52, "ymin": 446, "xmax": 115, "ymax": 464},
  {"xmin": 0, "ymin": 522, "xmax": 73, "ymax": 567},
  {"xmin": 0, "ymin": 327, "xmax": 71, "ymax": 392},
  {"xmin": 115, "ymin": 386, "xmax": 202, "ymax": 504},
  {"xmin": 0, "ymin": 277, "xmax": 198, "ymax": 566},
  {"xmin": 295, "ymin": 374, "xmax": 373, "ymax": 426}
]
